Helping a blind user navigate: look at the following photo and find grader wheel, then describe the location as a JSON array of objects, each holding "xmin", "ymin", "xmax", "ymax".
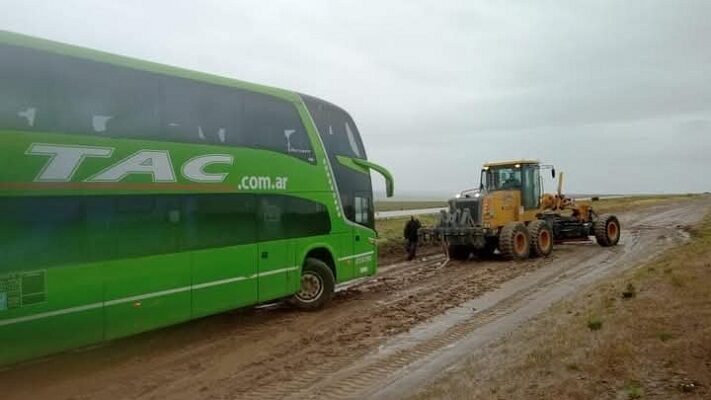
[
  {"xmin": 499, "ymin": 222, "xmax": 530, "ymax": 260},
  {"xmin": 529, "ymin": 220, "xmax": 553, "ymax": 257},
  {"xmin": 594, "ymin": 214, "xmax": 621, "ymax": 247}
]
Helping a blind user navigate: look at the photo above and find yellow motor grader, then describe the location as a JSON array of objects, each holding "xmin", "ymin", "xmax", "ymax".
[{"xmin": 425, "ymin": 160, "xmax": 620, "ymax": 260}]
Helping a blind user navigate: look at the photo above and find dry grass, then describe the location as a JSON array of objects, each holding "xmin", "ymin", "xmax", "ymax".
[
  {"xmin": 375, "ymin": 214, "xmax": 439, "ymax": 263},
  {"xmin": 591, "ymin": 194, "xmax": 698, "ymax": 214},
  {"xmin": 413, "ymin": 210, "xmax": 711, "ymax": 399}
]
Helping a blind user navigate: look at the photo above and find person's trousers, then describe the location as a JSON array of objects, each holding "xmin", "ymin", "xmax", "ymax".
[{"xmin": 406, "ymin": 240, "xmax": 418, "ymax": 260}]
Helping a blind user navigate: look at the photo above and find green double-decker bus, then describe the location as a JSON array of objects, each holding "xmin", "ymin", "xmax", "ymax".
[{"xmin": 0, "ymin": 31, "xmax": 394, "ymax": 365}]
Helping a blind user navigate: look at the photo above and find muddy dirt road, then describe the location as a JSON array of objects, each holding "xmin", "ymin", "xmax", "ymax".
[{"xmin": 1, "ymin": 198, "xmax": 708, "ymax": 400}]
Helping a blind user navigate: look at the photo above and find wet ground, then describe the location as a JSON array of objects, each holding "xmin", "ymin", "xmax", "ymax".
[{"xmin": 1, "ymin": 198, "xmax": 708, "ymax": 400}]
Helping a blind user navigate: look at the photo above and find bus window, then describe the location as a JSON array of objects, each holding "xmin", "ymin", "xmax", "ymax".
[
  {"xmin": 0, "ymin": 44, "xmax": 52, "ymax": 131},
  {"xmin": 52, "ymin": 54, "xmax": 162, "ymax": 140},
  {"xmin": 0, "ymin": 196, "xmax": 87, "ymax": 273},
  {"xmin": 182, "ymin": 194, "xmax": 258, "ymax": 250},
  {"xmin": 354, "ymin": 195, "xmax": 372, "ymax": 228},
  {"xmin": 242, "ymin": 92, "xmax": 314, "ymax": 162},
  {"xmin": 163, "ymin": 79, "xmax": 239, "ymax": 146}
]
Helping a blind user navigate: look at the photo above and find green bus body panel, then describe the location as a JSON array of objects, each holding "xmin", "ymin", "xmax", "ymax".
[
  {"xmin": 0, "ymin": 31, "xmax": 389, "ymax": 366},
  {"xmin": 0, "ymin": 130, "xmax": 329, "ymax": 196},
  {"xmin": 191, "ymin": 245, "xmax": 258, "ymax": 318}
]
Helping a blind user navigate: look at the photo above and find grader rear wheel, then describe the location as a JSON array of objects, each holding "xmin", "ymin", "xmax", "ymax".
[
  {"xmin": 594, "ymin": 214, "xmax": 620, "ymax": 247},
  {"xmin": 529, "ymin": 220, "xmax": 553, "ymax": 257},
  {"xmin": 499, "ymin": 222, "xmax": 530, "ymax": 260}
]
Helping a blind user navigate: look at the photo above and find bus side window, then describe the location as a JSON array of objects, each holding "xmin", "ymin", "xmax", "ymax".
[
  {"xmin": 242, "ymin": 93, "xmax": 313, "ymax": 162},
  {"xmin": 354, "ymin": 195, "xmax": 372, "ymax": 228},
  {"xmin": 0, "ymin": 44, "xmax": 52, "ymax": 132},
  {"xmin": 52, "ymin": 55, "xmax": 161, "ymax": 139},
  {"xmin": 182, "ymin": 194, "xmax": 257, "ymax": 250},
  {"xmin": 162, "ymin": 79, "xmax": 239, "ymax": 146}
]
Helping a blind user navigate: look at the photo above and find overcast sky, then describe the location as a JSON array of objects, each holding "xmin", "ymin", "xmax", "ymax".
[{"xmin": 2, "ymin": 1, "xmax": 710, "ymax": 197}]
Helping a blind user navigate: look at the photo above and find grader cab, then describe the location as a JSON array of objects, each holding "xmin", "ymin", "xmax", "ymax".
[{"xmin": 426, "ymin": 160, "xmax": 620, "ymax": 261}]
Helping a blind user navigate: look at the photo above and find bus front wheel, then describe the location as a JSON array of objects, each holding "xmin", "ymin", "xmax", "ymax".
[{"xmin": 290, "ymin": 258, "xmax": 335, "ymax": 310}]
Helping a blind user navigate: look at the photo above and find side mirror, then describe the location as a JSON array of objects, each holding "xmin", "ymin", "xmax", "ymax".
[
  {"xmin": 479, "ymin": 182, "xmax": 484, "ymax": 190},
  {"xmin": 551, "ymin": 168, "xmax": 556, "ymax": 178}
]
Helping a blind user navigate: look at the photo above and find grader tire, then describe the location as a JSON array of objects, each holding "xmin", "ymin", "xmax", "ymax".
[
  {"xmin": 499, "ymin": 222, "xmax": 530, "ymax": 260},
  {"xmin": 594, "ymin": 214, "xmax": 620, "ymax": 247},
  {"xmin": 529, "ymin": 220, "xmax": 554, "ymax": 257}
]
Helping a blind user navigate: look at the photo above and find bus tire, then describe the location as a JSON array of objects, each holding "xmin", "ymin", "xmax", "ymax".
[{"xmin": 291, "ymin": 258, "xmax": 335, "ymax": 310}]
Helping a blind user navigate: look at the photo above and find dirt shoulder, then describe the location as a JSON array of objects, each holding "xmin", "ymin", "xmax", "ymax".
[{"xmin": 412, "ymin": 207, "xmax": 711, "ymax": 399}]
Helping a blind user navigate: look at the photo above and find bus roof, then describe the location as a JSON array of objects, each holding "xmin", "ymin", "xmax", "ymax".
[
  {"xmin": 483, "ymin": 159, "xmax": 540, "ymax": 168},
  {"xmin": 0, "ymin": 30, "xmax": 301, "ymax": 103}
]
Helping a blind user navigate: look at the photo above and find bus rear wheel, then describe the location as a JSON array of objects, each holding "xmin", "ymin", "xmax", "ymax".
[{"xmin": 290, "ymin": 258, "xmax": 335, "ymax": 310}]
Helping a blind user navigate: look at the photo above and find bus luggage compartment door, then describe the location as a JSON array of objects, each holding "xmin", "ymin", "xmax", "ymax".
[{"xmin": 257, "ymin": 240, "xmax": 294, "ymax": 303}]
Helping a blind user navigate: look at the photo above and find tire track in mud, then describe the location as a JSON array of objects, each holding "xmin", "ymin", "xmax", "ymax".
[
  {"xmin": 1, "ymin": 199, "xmax": 707, "ymax": 400},
  {"xmin": 218, "ymin": 255, "xmax": 554, "ymax": 400},
  {"xmin": 296, "ymin": 202, "xmax": 708, "ymax": 400}
]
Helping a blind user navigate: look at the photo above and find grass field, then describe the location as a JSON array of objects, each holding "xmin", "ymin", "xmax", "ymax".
[
  {"xmin": 412, "ymin": 199, "xmax": 711, "ymax": 399},
  {"xmin": 591, "ymin": 194, "xmax": 698, "ymax": 214},
  {"xmin": 374, "ymin": 195, "xmax": 698, "ymax": 264}
]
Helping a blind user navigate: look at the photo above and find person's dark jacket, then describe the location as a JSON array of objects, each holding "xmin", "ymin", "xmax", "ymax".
[{"xmin": 403, "ymin": 218, "xmax": 421, "ymax": 242}]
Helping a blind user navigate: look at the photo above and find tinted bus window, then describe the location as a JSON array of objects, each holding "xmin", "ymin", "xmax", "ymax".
[
  {"xmin": 53, "ymin": 55, "xmax": 162, "ymax": 139},
  {"xmin": 163, "ymin": 79, "xmax": 240, "ymax": 146},
  {"xmin": 257, "ymin": 195, "xmax": 331, "ymax": 241},
  {"xmin": 0, "ymin": 43, "xmax": 314, "ymax": 162},
  {"xmin": 0, "ymin": 196, "xmax": 87, "ymax": 272},
  {"xmin": 242, "ymin": 92, "xmax": 314, "ymax": 162},
  {"xmin": 0, "ymin": 44, "xmax": 52, "ymax": 132},
  {"xmin": 183, "ymin": 194, "xmax": 257, "ymax": 249},
  {"xmin": 0, "ymin": 194, "xmax": 330, "ymax": 272}
]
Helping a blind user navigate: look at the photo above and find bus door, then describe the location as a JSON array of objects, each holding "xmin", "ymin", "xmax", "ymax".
[{"xmin": 351, "ymin": 192, "xmax": 376, "ymax": 277}]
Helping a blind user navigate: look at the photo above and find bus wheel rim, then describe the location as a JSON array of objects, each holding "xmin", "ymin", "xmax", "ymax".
[{"xmin": 297, "ymin": 272, "xmax": 324, "ymax": 303}]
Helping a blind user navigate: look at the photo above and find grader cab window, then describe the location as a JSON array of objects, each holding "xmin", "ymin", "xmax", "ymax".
[
  {"xmin": 485, "ymin": 167, "xmax": 522, "ymax": 191},
  {"xmin": 522, "ymin": 165, "xmax": 541, "ymax": 210},
  {"xmin": 484, "ymin": 165, "xmax": 541, "ymax": 209}
]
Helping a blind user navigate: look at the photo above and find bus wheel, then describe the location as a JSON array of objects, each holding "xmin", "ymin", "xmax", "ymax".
[{"xmin": 291, "ymin": 258, "xmax": 335, "ymax": 310}]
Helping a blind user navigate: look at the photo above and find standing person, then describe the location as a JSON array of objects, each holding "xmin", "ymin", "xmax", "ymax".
[{"xmin": 403, "ymin": 216, "xmax": 422, "ymax": 261}]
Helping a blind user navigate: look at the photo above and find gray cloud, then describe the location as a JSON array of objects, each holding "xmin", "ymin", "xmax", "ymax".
[{"xmin": 2, "ymin": 0, "xmax": 709, "ymax": 197}]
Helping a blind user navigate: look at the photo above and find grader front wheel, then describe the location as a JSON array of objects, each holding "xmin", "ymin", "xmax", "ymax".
[{"xmin": 499, "ymin": 222, "xmax": 530, "ymax": 260}]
